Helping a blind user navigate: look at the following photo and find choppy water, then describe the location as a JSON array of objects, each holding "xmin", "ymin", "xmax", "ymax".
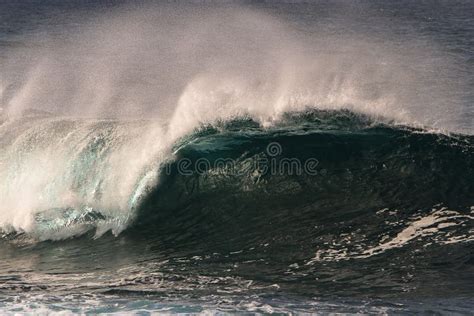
[{"xmin": 0, "ymin": 1, "xmax": 473, "ymax": 314}]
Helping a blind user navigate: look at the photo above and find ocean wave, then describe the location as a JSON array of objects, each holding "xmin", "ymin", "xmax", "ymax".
[{"xmin": 1, "ymin": 110, "xmax": 472, "ymax": 245}]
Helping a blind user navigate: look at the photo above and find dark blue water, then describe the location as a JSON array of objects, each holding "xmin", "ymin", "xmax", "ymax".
[{"xmin": 0, "ymin": 1, "xmax": 473, "ymax": 314}]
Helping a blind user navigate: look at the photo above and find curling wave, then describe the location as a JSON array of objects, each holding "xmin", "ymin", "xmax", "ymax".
[{"xmin": 1, "ymin": 109, "xmax": 472, "ymax": 247}]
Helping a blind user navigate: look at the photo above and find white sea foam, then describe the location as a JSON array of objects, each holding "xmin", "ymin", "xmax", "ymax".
[{"xmin": 307, "ymin": 206, "xmax": 474, "ymax": 263}]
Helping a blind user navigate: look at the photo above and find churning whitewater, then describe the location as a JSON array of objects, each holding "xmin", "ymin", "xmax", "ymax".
[{"xmin": 0, "ymin": 1, "xmax": 473, "ymax": 314}]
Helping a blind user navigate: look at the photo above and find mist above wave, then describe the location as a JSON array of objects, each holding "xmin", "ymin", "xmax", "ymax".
[{"xmin": 1, "ymin": 3, "xmax": 470, "ymax": 134}]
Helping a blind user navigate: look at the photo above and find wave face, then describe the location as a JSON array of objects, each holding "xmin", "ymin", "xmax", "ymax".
[{"xmin": 1, "ymin": 110, "xmax": 473, "ymax": 312}]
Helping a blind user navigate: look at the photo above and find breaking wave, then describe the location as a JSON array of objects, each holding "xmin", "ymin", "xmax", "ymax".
[{"xmin": 1, "ymin": 110, "xmax": 472, "ymax": 248}]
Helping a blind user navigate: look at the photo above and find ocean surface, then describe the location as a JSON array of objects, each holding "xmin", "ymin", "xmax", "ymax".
[{"xmin": 0, "ymin": 1, "xmax": 473, "ymax": 314}]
